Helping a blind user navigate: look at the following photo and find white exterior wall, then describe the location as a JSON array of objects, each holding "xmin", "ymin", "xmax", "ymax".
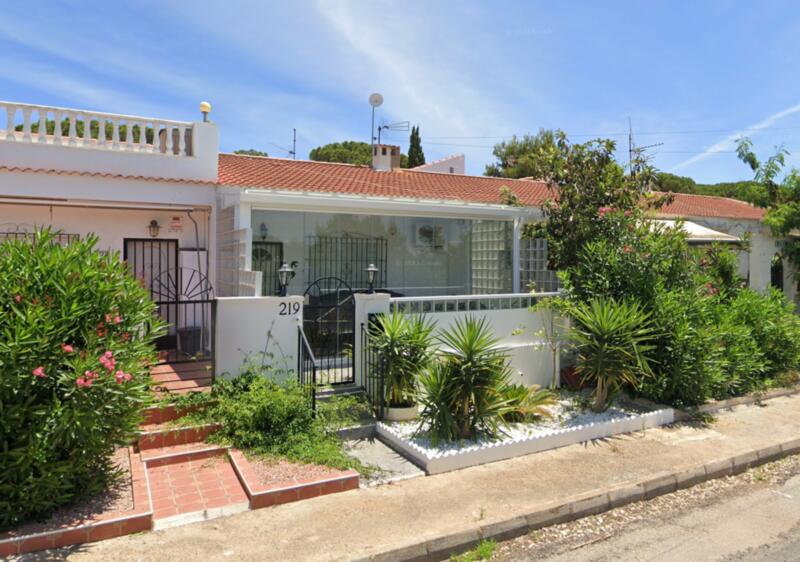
[
  {"xmin": 411, "ymin": 154, "xmax": 465, "ymax": 175},
  {"xmin": 354, "ymin": 293, "xmax": 561, "ymax": 389},
  {"xmin": 214, "ymin": 296, "xmax": 303, "ymax": 378},
  {"xmin": 684, "ymin": 215, "xmax": 796, "ymax": 302},
  {"xmin": 0, "ymin": 170, "xmax": 216, "ymax": 284}
]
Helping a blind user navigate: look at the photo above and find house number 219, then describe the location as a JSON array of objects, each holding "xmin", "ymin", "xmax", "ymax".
[{"xmin": 279, "ymin": 302, "xmax": 300, "ymax": 316}]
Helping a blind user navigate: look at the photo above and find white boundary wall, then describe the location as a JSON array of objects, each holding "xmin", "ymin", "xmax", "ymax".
[
  {"xmin": 354, "ymin": 292, "xmax": 563, "ymax": 388},
  {"xmin": 214, "ymin": 296, "xmax": 303, "ymax": 379}
]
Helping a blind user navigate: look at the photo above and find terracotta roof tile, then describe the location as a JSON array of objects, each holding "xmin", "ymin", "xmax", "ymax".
[
  {"xmin": 657, "ymin": 191, "xmax": 765, "ymax": 221},
  {"xmin": 217, "ymin": 153, "xmax": 549, "ymax": 206},
  {"xmin": 1, "ymin": 155, "xmax": 767, "ymax": 221}
]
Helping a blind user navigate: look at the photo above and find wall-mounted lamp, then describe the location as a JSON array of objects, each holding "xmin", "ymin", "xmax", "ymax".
[
  {"xmin": 148, "ymin": 219, "xmax": 160, "ymax": 238},
  {"xmin": 365, "ymin": 263, "xmax": 379, "ymax": 293},
  {"xmin": 259, "ymin": 223, "xmax": 268, "ymax": 241},
  {"xmin": 199, "ymin": 101, "xmax": 212, "ymax": 123},
  {"xmin": 278, "ymin": 262, "xmax": 293, "ymax": 296}
]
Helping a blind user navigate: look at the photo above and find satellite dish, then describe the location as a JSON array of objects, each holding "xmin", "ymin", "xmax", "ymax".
[{"xmin": 369, "ymin": 93, "xmax": 384, "ymax": 108}]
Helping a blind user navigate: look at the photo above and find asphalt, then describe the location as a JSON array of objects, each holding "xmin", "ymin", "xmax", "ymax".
[
  {"xmin": 39, "ymin": 394, "xmax": 800, "ymax": 562},
  {"xmin": 531, "ymin": 473, "xmax": 800, "ymax": 561}
]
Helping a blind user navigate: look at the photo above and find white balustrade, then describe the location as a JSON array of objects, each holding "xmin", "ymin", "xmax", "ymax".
[{"xmin": 0, "ymin": 101, "xmax": 194, "ymax": 157}]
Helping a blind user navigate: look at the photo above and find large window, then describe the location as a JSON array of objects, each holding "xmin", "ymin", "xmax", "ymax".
[{"xmin": 251, "ymin": 210, "xmax": 513, "ymax": 296}]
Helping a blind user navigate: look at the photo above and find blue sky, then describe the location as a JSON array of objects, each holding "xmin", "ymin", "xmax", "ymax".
[{"xmin": 3, "ymin": 1, "xmax": 800, "ymax": 182}]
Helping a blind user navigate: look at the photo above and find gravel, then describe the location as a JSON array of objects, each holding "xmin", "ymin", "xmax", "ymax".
[
  {"xmin": 492, "ymin": 454, "xmax": 800, "ymax": 560},
  {"xmin": 382, "ymin": 399, "xmax": 635, "ymax": 456},
  {"xmin": 245, "ymin": 455, "xmax": 345, "ymax": 487},
  {"xmin": 3, "ymin": 448, "xmax": 134, "ymax": 538}
]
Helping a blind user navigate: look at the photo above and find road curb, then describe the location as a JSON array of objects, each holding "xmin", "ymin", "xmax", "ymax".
[{"xmin": 356, "ymin": 441, "xmax": 800, "ymax": 561}]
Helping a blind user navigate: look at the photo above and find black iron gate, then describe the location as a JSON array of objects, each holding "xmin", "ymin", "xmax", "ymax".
[
  {"xmin": 124, "ymin": 239, "xmax": 214, "ymax": 363},
  {"xmin": 252, "ymin": 241, "xmax": 284, "ymax": 296},
  {"xmin": 303, "ymin": 277, "xmax": 355, "ymax": 385}
]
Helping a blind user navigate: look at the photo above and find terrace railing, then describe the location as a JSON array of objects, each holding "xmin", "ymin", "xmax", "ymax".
[
  {"xmin": 0, "ymin": 101, "xmax": 194, "ymax": 157},
  {"xmin": 389, "ymin": 291, "xmax": 561, "ymax": 315}
]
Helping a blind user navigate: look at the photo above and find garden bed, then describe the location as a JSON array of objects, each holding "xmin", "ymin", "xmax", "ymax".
[
  {"xmin": 229, "ymin": 450, "xmax": 359, "ymax": 509},
  {"xmin": 0, "ymin": 447, "xmax": 152, "ymax": 557},
  {"xmin": 376, "ymin": 400, "xmax": 675, "ymax": 474}
]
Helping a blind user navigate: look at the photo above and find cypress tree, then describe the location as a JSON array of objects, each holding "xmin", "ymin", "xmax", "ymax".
[{"xmin": 408, "ymin": 125, "xmax": 426, "ymax": 168}]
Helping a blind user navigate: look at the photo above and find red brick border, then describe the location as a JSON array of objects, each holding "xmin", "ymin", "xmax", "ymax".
[
  {"xmin": 0, "ymin": 447, "xmax": 153, "ymax": 557},
  {"xmin": 228, "ymin": 450, "xmax": 359, "ymax": 510},
  {"xmin": 138, "ymin": 423, "xmax": 221, "ymax": 450}
]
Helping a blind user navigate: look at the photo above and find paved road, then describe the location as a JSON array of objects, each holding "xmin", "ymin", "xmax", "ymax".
[{"xmin": 528, "ymin": 475, "xmax": 800, "ymax": 561}]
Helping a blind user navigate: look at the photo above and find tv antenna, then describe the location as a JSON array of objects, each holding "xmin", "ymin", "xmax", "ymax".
[
  {"xmin": 269, "ymin": 128, "xmax": 297, "ymax": 159},
  {"xmin": 369, "ymin": 93, "xmax": 383, "ymax": 152},
  {"xmin": 377, "ymin": 121, "xmax": 409, "ymax": 145}
]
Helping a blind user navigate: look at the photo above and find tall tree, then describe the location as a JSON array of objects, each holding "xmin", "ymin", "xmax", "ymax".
[
  {"xmin": 233, "ymin": 149, "xmax": 268, "ymax": 157},
  {"xmin": 407, "ymin": 125, "xmax": 425, "ymax": 168},
  {"xmin": 309, "ymin": 141, "xmax": 372, "ymax": 166},
  {"xmin": 310, "ymin": 140, "xmax": 410, "ymax": 168},
  {"xmin": 522, "ymin": 132, "xmax": 668, "ymax": 271},
  {"xmin": 735, "ymin": 138, "xmax": 800, "ymax": 265},
  {"xmin": 485, "ymin": 129, "xmax": 560, "ymax": 179}
]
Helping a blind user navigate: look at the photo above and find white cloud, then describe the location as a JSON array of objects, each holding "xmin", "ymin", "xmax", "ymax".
[{"xmin": 672, "ymin": 101, "xmax": 800, "ymax": 171}]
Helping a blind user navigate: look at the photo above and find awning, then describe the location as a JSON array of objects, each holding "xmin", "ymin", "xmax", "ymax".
[{"xmin": 654, "ymin": 220, "xmax": 740, "ymax": 244}]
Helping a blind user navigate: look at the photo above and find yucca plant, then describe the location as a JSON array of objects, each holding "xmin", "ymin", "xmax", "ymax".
[
  {"xmin": 570, "ymin": 298, "xmax": 655, "ymax": 412},
  {"xmin": 418, "ymin": 316, "xmax": 516, "ymax": 443},
  {"xmin": 368, "ymin": 311, "xmax": 435, "ymax": 407},
  {"xmin": 501, "ymin": 383, "xmax": 557, "ymax": 423}
]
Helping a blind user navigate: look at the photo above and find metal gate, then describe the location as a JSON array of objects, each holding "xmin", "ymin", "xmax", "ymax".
[
  {"xmin": 303, "ymin": 277, "xmax": 355, "ymax": 385},
  {"xmin": 124, "ymin": 239, "xmax": 214, "ymax": 363},
  {"xmin": 252, "ymin": 241, "xmax": 284, "ymax": 296}
]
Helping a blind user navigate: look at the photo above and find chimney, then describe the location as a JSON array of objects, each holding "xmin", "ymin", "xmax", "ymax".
[{"xmin": 372, "ymin": 144, "xmax": 401, "ymax": 171}]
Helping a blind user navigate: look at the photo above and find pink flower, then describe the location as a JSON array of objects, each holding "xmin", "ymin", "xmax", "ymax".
[
  {"xmin": 115, "ymin": 370, "xmax": 132, "ymax": 384},
  {"xmin": 32, "ymin": 366, "xmax": 46, "ymax": 378},
  {"xmin": 103, "ymin": 351, "xmax": 113, "ymax": 359},
  {"xmin": 76, "ymin": 377, "xmax": 92, "ymax": 388},
  {"xmin": 113, "ymin": 315, "xmax": 122, "ymax": 324},
  {"xmin": 14, "ymin": 295, "xmax": 21, "ymax": 303},
  {"xmin": 105, "ymin": 314, "xmax": 112, "ymax": 323},
  {"xmin": 60, "ymin": 343, "xmax": 74, "ymax": 353},
  {"xmin": 84, "ymin": 370, "xmax": 99, "ymax": 380}
]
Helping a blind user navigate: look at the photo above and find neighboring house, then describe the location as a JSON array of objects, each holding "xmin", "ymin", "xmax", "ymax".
[
  {"xmin": 0, "ymin": 99, "xmax": 794, "ymax": 378},
  {"xmin": 411, "ymin": 153, "xmax": 465, "ymax": 175}
]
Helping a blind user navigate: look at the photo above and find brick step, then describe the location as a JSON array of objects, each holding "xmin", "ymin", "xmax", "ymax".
[
  {"xmin": 140, "ymin": 441, "xmax": 228, "ymax": 464},
  {"xmin": 151, "ymin": 377, "xmax": 213, "ymax": 393},
  {"xmin": 138, "ymin": 423, "xmax": 220, "ymax": 451},
  {"xmin": 145, "ymin": 448, "xmax": 249, "ymax": 525},
  {"xmin": 151, "ymin": 361, "xmax": 213, "ymax": 376},
  {"xmin": 151, "ymin": 369, "xmax": 214, "ymax": 384}
]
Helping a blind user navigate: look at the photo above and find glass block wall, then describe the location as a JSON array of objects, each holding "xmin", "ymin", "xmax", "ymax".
[
  {"xmin": 520, "ymin": 237, "xmax": 561, "ymax": 292},
  {"xmin": 470, "ymin": 220, "xmax": 513, "ymax": 294}
]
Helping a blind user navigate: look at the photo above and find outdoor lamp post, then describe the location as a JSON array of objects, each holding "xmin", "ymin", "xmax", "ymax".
[
  {"xmin": 365, "ymin": 263, "xmax": 379, "ymax": 293},
  {"xmin": 278, "ymin": 262, "xmax": 293, "ymax": 296}
]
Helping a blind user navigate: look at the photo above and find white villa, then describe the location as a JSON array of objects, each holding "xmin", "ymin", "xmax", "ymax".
[{"xmin": 0, "ymin": 99, "xmax": 791, "ymax": 391}]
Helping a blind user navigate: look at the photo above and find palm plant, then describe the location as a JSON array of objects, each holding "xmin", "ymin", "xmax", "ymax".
[
  {"xmin": 501, "ymin": 383, "xmax": 557, "ymax": 422},
  {"xmin": 418, "ymin": 316, "xmax": 517, "ymax": 443},
  {"xmin": 368, "ymin": 311, "xmax": 435, "ymax": 407},
  {"xmin": 570, "ymin": 298, "xmax": 655, "ymax": 412}
]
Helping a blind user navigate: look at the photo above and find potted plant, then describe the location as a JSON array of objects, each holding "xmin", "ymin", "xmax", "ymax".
[{"xmin": 369, "ymin": 310, "xmax": 435, "ymax": 421}]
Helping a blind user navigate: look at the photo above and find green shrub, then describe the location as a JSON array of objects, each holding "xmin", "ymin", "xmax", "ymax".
[
  {"xmin": 637, "ymin": 289, "xmax": 721, "ymax": 407},
  {"xmin": 418, "ymin": 317, "xmax": 516, "ymax": 444},
  {"xmin": 195, "ymin": 369, "xmax": 363, "ymax": 472},
  {"xmin": 368, "ymin": 311, "xmax": 435, "ymax": 407},
  {"xmin": 570, "ymin": 298, "xmax": 655, "ymax": 411},
  {"xmin": 0, "ymin": 231, "xmax": 161, "ymax": 530},
  {"xmin": 725, "ymin": 288, "xmax": 800, "ymax": 377}
]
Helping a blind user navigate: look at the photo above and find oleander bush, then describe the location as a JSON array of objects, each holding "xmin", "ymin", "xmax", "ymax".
[{"xmin": 0, "ymin": 230, "xmax": 161, "ymax": 531}]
